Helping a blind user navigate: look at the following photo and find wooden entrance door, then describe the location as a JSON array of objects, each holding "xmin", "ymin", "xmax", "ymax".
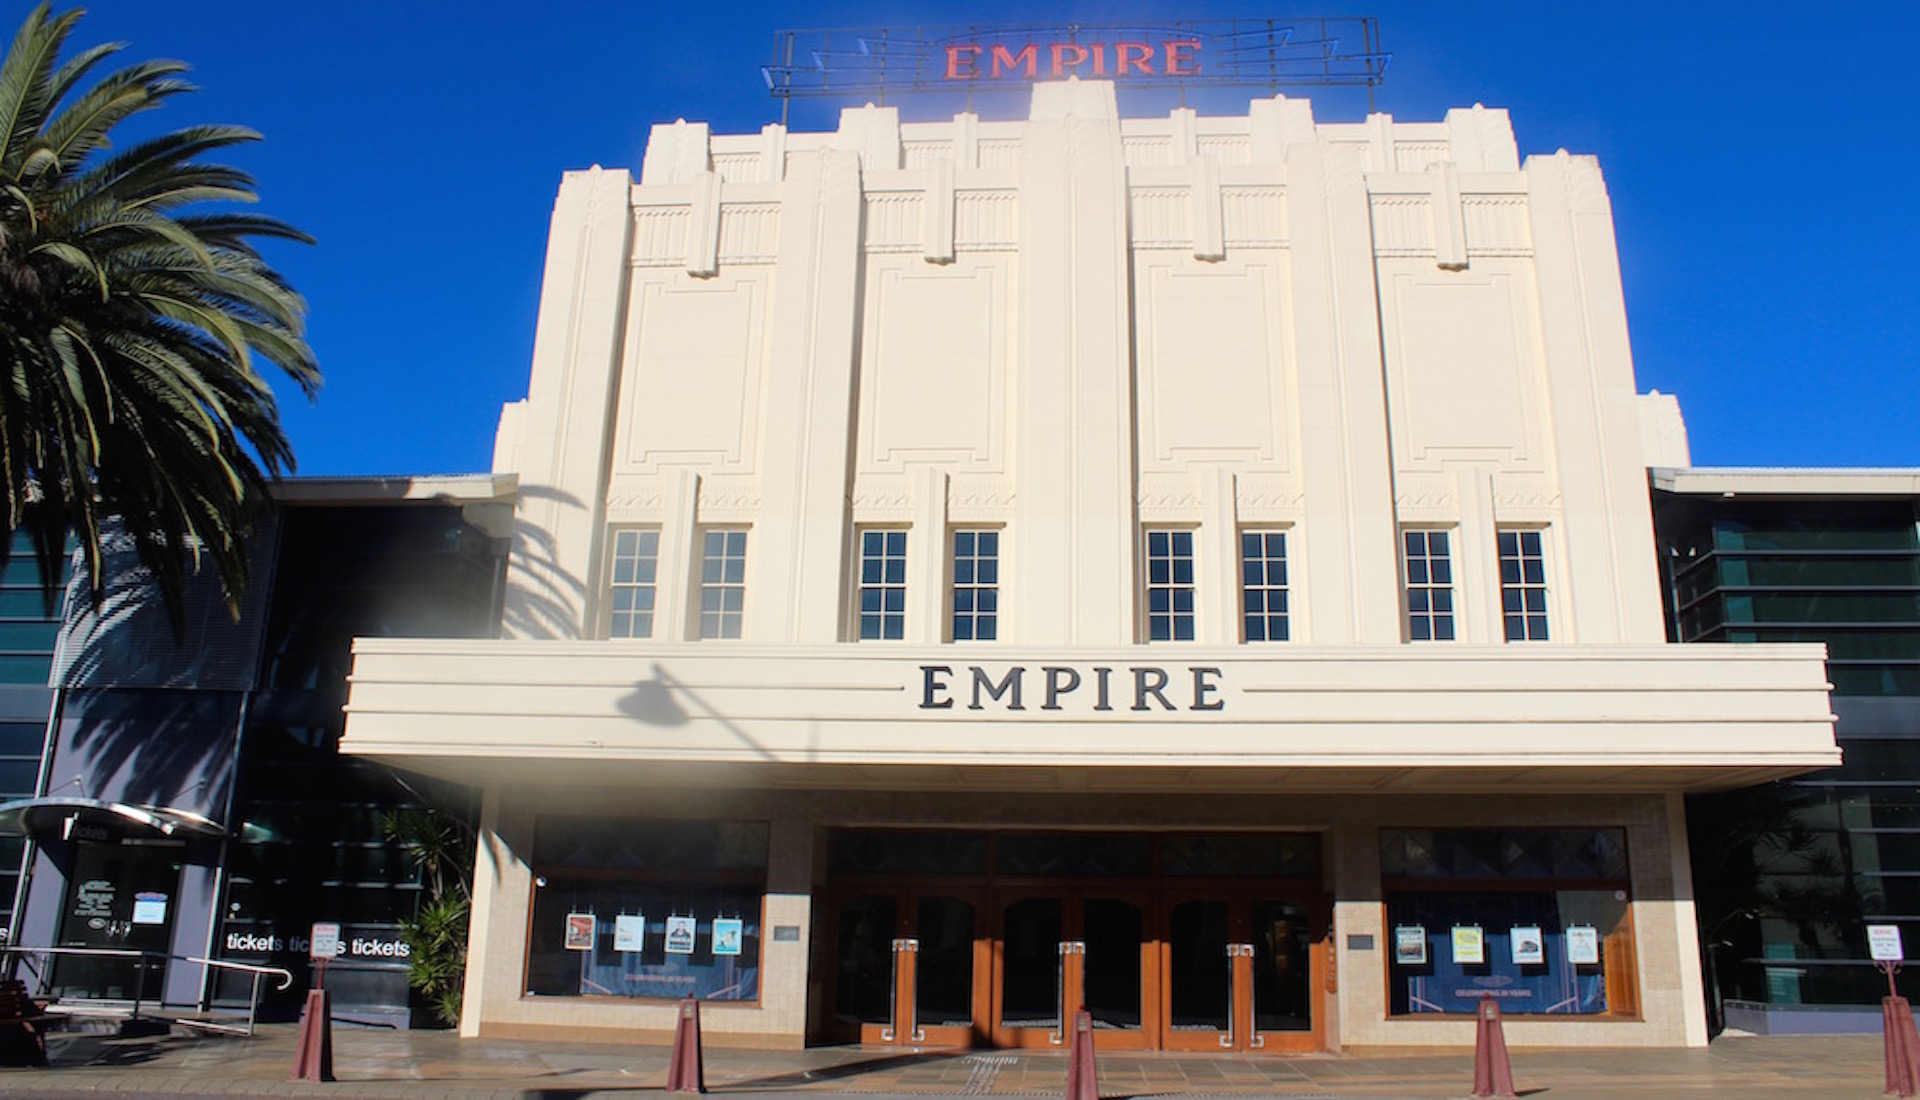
[
  {"xmin": 990, "ymin": 890, "xmax": 1153, "ymax": 1050},
  {"xmin": 1159, "ymin": 893, "xmax": 1327, "ymax": 1052},
  {"xmin": 832, "ymin": 890, "xmax": 985, "ymax": 1047}
]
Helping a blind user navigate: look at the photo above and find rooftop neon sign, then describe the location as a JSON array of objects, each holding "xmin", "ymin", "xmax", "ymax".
[{"xmin": 765, "ymin": 19, "xmax": 1390, "ymax": 103}]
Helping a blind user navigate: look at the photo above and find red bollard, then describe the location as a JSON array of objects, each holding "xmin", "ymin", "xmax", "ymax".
[
  {"xmin": 1470, "ymin": 998, "xmax": 1517, "ymax": 1099},
  {"xmin": 1064, "ymin": 1007, "xmax": 1097, "ymax": 1100},
  {"xmin": 665, "ymin": 995, "xmax": 706, "ymax": 1094},
  {"xmin": 290, "ymin": 987, "xmax": 335, "ymax": 1082},
  {"xmin": 1884, "ymin": 995, "xmax": 1920, "ymax": 1096}
]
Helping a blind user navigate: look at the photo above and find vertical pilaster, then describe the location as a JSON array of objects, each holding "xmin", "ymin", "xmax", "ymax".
[
  {"xmin": 460, "ymin": 784, "xmax": 532, "ymax": 1038},
  {"xmin": 659, "ymin": 469, "xmax": 698, "ymax": 640},
  {"xmin": 1527, "ymin": 152, "xmax": 1665, "ymax": 643},
  {"xmin": 910, "ymin": 469, "xmax": 949, "ymax": 643},
  {"xmin": 501, "ymin": 168, "xmax": 633, "ymax": 639},
  {"xmin": 1289, "ymin": 141, "xmax": 1401, "ymax": 644},
  {"xmin": 1664, "ymin": 791, "xmax": 1712, "ymax": 1047},
  {"xmin": 1016, "ymin": 81, "xmax": 1135, "ymax": 647},
  {"xmin": 1455, "ymin": 467, "xmax": 1499, "ymax": 644},
  {"xmin": 753, "ymin": 150, "xmax": 864, "ymax": 643},
  {"xmin": 763, "ymin": 818, "xmax": 815, "ymax": 1042},
  {"xmin": 1197, "ymin": 469, "xmax": 1240, "ymax": 644}
]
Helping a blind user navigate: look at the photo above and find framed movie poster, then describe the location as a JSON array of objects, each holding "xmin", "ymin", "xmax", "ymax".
[
  {"xmin": 614, "ymin": 914, "xmax": 646, "ymax": 953},
  {"xmin": 712, "ymin": 917, "xmax": 743, "ymax": 956},
  {"xmin": 564, "ymin": 912, "xmax": 596, "ymax": 951},
  {"xmin": 1451, "ymin": 925, "xmax": 1484, "ymax": 965},
  {"xmin": 1566, "ymin": 925, "xmax": 1601, "ymax": 965},
  {"xmin": 1394, "ymin": 925, "xmax": 1428, "ymax": 965},
  {"xmin": 665, "ymin": 914, "xmax": 697, "ymax": 955},
  {"xmin": 1510, "ymin": 925, "xmax": 1545, "ymax": 965}
]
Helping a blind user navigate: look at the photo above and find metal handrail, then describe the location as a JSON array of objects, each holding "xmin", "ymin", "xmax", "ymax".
[
  {"xmin": 0, "ymin": 946, "xmax": 293, "ymax": 1037},
  {"xmin": 183, "ymin": 956, "xmax": 295, "ymax": 1036}
]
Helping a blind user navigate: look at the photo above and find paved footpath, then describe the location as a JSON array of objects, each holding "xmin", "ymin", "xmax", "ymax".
[{"xmin": 0, "ymin": 1024, "xmax": 1898, "ymax": 1098}]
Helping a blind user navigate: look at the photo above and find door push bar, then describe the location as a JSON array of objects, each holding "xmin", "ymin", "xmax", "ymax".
[
  {"xmin": 1223, "ymin": 943, "xmax": 1259, "ymax": 1049},
  {"xmin": 883, "ymin": 938, "xmax": 923, "ymax": 1043},
  {"xmin": 1052, "ymin": 940, "xmax": 1087, "ymax": 1045}
]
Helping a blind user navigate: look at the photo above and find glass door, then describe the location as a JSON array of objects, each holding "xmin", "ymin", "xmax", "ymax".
[
  {"xmin": 910, "ymin": 894, "xmax": 984, "ymax": 1046},
  {"xmin": 1163, "ymin": 896, "xmax": 1236, "ymax": 1050},
  {"xmin": 52, "ymin": 842, "xmax": 178, "ymax": 1001},
  {"xmin": 1159, "ymin": 893, "xmax": 1325, "ymax": 1052},
  {"xmin": 991, "ymin": 891, "xmax": 1151, "ymax": 1050},
  {"xmin": 831, "ymin": 890, "xmax": 983, "ymax": 1047},
  {"xmin": 1250, "ymin": 899, "xmax": 1317, "ymax": 1050}
]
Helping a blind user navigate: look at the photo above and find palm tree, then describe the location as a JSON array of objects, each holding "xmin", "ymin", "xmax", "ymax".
[{"xmin": 0, "ymin": 4, "xmax": 319, "ymax": 628}]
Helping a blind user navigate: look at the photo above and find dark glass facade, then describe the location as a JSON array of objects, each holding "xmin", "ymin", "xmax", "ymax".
[
  {"xmin": 215, "ymin": 503, "xmax": 504, "ymax": 1019},
  {"xmin": 0, "ymin": 531, "xmax": 68, "ymax": 936},
  {"xmin": 1656, "ymin": 492, "xmax": 1920, "ymax": 1021},
  {"xmin": 3, "ymin": 497, "xmax": 505, "ymax": 1023}
]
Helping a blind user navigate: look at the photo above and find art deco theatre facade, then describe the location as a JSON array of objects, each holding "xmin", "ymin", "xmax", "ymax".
[{"xmin": 341, "ymin": 80, "xmax": 1839, "ymax": 1050}]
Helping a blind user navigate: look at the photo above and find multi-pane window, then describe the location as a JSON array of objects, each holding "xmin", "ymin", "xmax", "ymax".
[
  {"xmin": 1499, "ymin": 529, "xmax": 1550, "ymax": 642},
  {"xmin": 856, "ymin": 530, "xmax": 908, "ymax": 640},
  {"xmin": 607, "ymin": 529, "xmax": 660, "ymax": 638},
  {"xmin": 1145, "ymin": 529, "xmax": 1196, "ymax": 641},
  {"xmin": 698, "ymin": 529, "xmax": 748, "ymax": 639},
  {"xmin": 1403, "ymin": 530, "xmax": 1455, "ymax": 642},
  {"xmin": 1241, "ymin": 530, "xmax": 1290, "ymax": 642},
  {"xmin": 951, "ymin": 530, "xmax": 999, "ymax": 641}
]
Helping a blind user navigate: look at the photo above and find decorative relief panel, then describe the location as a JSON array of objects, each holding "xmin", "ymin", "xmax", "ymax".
[
  {"xmin": 1380, "ymin": 267, "xmax": 1543, "ymax": 467},
  {"xmin": 1394, "ymin": 141, "xmax": 1451, "ymax": 173},
  {"xmin": 696, "ymin": 480, "xmax": 761, "ymax": 523},
  {"xmin": 1133, "ymin": 259, "xmax": 1289, "ymax": 469},
  {"xmin": 1138, "ymin": 473, "xmax": 1204, "ymax": 522},
  {"xmin": 1122, "ymin": 135, "xmax": 1174, "ymax": 167},
  {"xmin": 1222, "ymin": 187, "xmax": 1287, "ymax": 247},
  {"xmin": 858, "ymin": 260, "xmax": 1008, "ymax": 471},
  {"xmin": 1235, "ymin": 474, "xmax": 1305, "ymax": 521},
  {"xmin": 977, "ymin": 140, "xmax": 1021, "ymax": 171},
  {"xmin": 711, "ymin": 153, "xmax": 761, "ymax": 184},
  {"xmin": 632, "ymin": 206, "xmax": 690, "ymax": 267},
  {"xmin": 1196, "ymin": 134, "xmax": 1251, "ymax": 164},
  {"xmin": 947, "ymin": 478, "xmax": 1016, "ymax": 522},
  {"xmin": 618, "ymin": 275, "xmax": 766, "ymax": 472},
  {"xmin": 1395, "ymin": 481, "xmax": 1459, "ymax": 524},
  {"xmin": 863, "ymin": 192, "xmax": 925, "ymax": 253},
  {"xmin": 850, "ymin": 476, "xmax": 915, "ymax": 522},
  {"xmin": 1463, "ymin": 195, "xmax": 1532, "ymax": 256},
  {"xmin": 955, "ymin": 190, "xmax": 1017, "ymax": 251},
  {"xmin": 604, "ymin": 475, "xmax": 669, "ymax": 521},
  {"xmin": 1493, "ymin": 483, "xmax": 1563, "ymax": 523},
  {"xmin": 1130, "ymin": 187, "xmax": 1192, "ymax": 248},
  {"xmin": 1369, "ymin": 195, "xmax": 1434, "ymax": 256},
  {"xmin": 902, "ymin": 141, "xmax": 950, "ymax": 170},
  {"xmin": 717, "ymin": 203, "xmax": 780, "ymax": 264}
]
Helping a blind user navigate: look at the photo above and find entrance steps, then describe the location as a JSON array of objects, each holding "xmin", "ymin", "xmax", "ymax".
[{"xmin": 43, "ymin": 1000, "xmax": 251, "ymax": 1037}]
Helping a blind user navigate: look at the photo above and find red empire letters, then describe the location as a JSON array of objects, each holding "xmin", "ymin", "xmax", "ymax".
[{"xmin": 944, "ymin": 39, "xmax": 1201, "ymax": 81}]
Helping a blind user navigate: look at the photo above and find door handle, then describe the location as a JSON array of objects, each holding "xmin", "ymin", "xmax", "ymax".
[
  {"xmin": 1052, "ymin": 941, "xmax": 1086, "ymax": 1045},
  {"xmin": 1224, "ymin": 943, "xmax": 1255, "ymax": 1049},
  {"xmin": 882, "ymin": 938, "xmax": 920, "ymax": 1042}
]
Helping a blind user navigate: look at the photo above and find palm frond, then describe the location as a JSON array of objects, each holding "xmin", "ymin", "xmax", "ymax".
[{"xmin": 0, "ymin": 4, "xmax": 319, "ymax": 634}]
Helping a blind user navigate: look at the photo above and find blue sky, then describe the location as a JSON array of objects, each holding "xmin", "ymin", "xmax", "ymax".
[{"xmin": 58, "ymin": 1, "xmax": 1920, "ymax": 475}]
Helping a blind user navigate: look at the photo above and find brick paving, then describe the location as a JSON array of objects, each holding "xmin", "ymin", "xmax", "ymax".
[{"xmin": 0, "ymin": 1024, "xmax": 1896, "ymax": 1098}]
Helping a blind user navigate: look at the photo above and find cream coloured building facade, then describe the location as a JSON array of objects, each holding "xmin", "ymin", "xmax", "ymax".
[{"xmin": 340, "ymin": 82, "xmax": 1839, "ymax": 1051}]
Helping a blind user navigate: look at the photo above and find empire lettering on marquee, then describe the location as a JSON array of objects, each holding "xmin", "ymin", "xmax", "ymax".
[
  {"xmin": 943, "ymin": 39, "xmax": 1202, "ymax": 82},
  {"xmin": 920, "ymin": 664, "xmax": 1225, "ymax": 712}
]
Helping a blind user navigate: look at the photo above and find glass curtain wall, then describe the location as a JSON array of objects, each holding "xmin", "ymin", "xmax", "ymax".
[{"xmin": 1657, "ymin": 493, "xmax": 1920, "ymax": 1020}]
